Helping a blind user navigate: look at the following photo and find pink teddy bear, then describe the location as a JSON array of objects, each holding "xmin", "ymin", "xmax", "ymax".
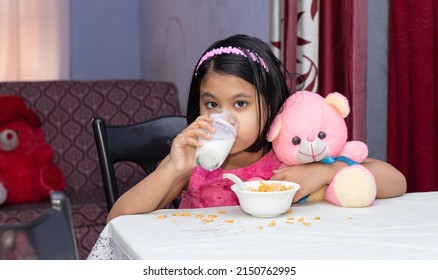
[{"xmin": 267, "ymin": 90, "xmax": 376, "ymax": 207}]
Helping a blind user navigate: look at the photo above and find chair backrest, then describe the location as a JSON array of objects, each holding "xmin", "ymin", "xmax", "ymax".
[
  {"xmin": 0, "ymin": 191, "xmax": 78, "ymax": 260},
  {"xmin": 92, "ymin": 115, "xmax": 187, "ymax": 211}
]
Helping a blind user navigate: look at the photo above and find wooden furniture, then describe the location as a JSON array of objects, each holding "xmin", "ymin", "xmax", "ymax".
[{"xmin": 92, "ymin": 115, "xmax": 187, "ymax": 211}]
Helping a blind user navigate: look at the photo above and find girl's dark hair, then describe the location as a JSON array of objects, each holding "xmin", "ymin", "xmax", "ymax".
[{"xmin": 186, "ymin": 34, "xmax": 304, "ymax": 153}]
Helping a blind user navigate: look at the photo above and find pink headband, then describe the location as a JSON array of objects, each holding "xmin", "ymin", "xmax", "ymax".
[{"xmin": 195, "ymin": 46, "xmax": 270, "ymax": 74}]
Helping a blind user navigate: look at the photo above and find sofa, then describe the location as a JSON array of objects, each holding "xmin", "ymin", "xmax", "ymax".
[{"xmin": 0, "ymin": 80, "xmax": 182, "ymax": 259}]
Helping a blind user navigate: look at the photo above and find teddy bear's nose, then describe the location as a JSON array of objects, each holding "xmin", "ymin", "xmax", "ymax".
[{"xmin": 306, "ymin": 135, "xmax": 315, "ymax": 142}]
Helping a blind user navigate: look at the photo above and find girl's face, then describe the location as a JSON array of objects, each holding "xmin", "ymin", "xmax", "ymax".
[{"xmin": 199, "ymin": 72, "xmax": 264, "ymax": 157}]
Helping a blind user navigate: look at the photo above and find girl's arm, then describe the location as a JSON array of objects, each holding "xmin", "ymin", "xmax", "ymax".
[
  {"xmin": 106, "ymin": 156, "xmax": 191, "ymax": 223},
  {"xmin": 106, "ymin": 115, "xmax": 215, "ymax": 223},
  {"xmin": 271, "ymin": 158, "xmax": 407, "ymax": 203},
  {"xmin": 360, "ymin": 158, "xmax": 407, "ymax": 198}
]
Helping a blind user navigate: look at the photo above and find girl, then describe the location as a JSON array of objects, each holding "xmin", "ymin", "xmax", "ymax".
[{"xmin": 106, "ymin": 34, "xmax": 406, "ymax": 222}]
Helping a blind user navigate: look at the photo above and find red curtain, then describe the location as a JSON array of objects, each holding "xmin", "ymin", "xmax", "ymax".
[
  {"xmin": 283, "ymin": 0, "xmax": 297, "ymax": 79},
  {"xmin": 318, "ymin": 0, "xmax": 367, "ymax": 142},
  {"xmin": 282, "ymin": 0, "xmax": 367, "ymax": 142},
  {"xmin": 388, "ymin": 0, "xmax": 438, "ymax": 192}
]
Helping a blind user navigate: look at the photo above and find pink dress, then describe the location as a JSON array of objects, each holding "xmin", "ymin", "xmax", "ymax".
[{"xmin": 179, "ymin": 150, "xmax": 282, "ymax": 209}]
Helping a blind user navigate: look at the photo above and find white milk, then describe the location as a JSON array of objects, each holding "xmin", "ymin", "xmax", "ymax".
[
  {"xmin": 195, "ymin": 138, "xmax": 235, "ymax": 170},
  {"xmin": 195, "ymin": 113, "xmax": 238, "ymax": 171}
]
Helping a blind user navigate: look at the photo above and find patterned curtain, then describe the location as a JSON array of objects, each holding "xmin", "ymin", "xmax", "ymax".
[
  {"xmin": 387, "ymin": 0, "xmax": 437, "ymax": 192},
  {"xmin": 296, "ymin": 0, "xmax": 319, "ymax": 92},
  {"xmin": 277, "ymin": 0, "xmax": 367, "ymax": 142},
  {"xmin": 318, "ymin": 0, "xmax": 367, "ymax": 141},
  {"xmin": 0, "ymin": 0, "xmax": 69, "ymax": 81},
  {"xmin": 270, "ymin": 0, "xmax": 283, "ymax": 60},
  {"xmin": 282, "ymin": 0, "xmax": 297, "ymax": 76}
]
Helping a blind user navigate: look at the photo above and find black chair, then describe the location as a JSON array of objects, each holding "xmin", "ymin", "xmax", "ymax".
[
  {"xmin": 92, "ymin": 115, "xmax": 187, "ymax": 212},
  {"xmin": 0, "ymin": 191, "xmax": 78, "ymax": 260}
]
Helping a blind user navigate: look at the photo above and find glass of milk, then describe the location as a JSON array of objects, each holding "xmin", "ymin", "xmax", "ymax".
[{"xmin": 195, "ymin": 109, "xmax": 239, "ymax": 170}]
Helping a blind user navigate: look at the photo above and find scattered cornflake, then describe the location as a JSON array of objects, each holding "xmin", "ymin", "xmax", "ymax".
[
  {"xmin": 258, "ymin": 226, "xmax": 264, "ymax": 230},
  {"xmin": 172, "ymin": 212, "xmax": 192, "ymax": 217},
  {"xmin": 156, "ymin": 215, "xmax": 167, "ymax": 219},
  {"xmin": 347, "ymin": 217, "xmax": 353, "ymax": 220},
  {"xmin": 195, "ymin": 214, "xmax": 205, "ymax": 219},
  {"xmin": 312, "ymin": 216, "xmax": 320, "ymax": 220},
  {"xmin": 202, "ymin": 218, "xmax": 215, "ymax": 224},
  {"xmin": 200, "ymin": 214, "xmax": 219, "ymax": 224},
  {"xmin": 286, "ymin": 221, "xmax": 294, "ymax": 224},
  {"xmin": 287, "ymin": 217, "xmax": 294, "ymax": 220},
  {"xmin": 224, "ymin": 219, "xmax": 234, "ymax": 223},
  {"xmin": 286, "ymin": 209, "xmax": 293, "ymax": 214},
  {"xmin": 295, "ymin": 216, "xmax": 312, "ymax": 226},
  {"xmin": 218, "ymin": 210, "xmax": 227, "ymax": 214},
  {"xmin": 268, "ymin": 220, "xmax": 276, "ymax": 227},
  {"xmin": 172, "ymin": 220, "xmax": 177, "ymax": 222}
]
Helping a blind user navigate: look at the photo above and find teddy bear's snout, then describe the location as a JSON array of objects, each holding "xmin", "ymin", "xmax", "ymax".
[
  {"xmin": 297, "ymin": 137, "xmax": 329, "ymax": 163},
  {"xmin": 0, "ymin": 129, "xmax": 19, "ymax": 152}
]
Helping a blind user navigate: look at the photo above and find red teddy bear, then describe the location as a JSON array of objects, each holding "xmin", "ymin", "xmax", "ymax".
[{"xmin": 0, "ymin": 95, "xmax": 65, "ymax": 205}]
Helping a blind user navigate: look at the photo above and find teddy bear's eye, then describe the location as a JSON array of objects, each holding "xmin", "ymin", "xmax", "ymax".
[
  {"xmin": 292, "ymin": 136, "xmax": 301, "ymax": 145},
  {"xmin": 318, "ymin": 132, "xmax": 326, "ymax": 139}
]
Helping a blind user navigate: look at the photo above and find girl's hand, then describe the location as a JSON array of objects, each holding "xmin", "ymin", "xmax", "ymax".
[
  {"xmin": 270, "ymin": 162, "xmax": 346, "ymax": 202},
  {"xmin": 167, "ymin": 115, "xmax": 215, "ymax": 172}
]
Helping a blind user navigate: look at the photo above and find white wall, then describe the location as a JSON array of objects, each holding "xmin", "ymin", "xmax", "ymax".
[
  {"xmin": 139, "ymin": 0, "xmax": 270, "ymax": 114},
  {"xmin": 70, "ymin": 0, "xmax": 141, "ymax": 79}
]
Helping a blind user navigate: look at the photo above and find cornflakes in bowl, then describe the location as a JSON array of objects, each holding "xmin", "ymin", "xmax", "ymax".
[{"xmin": 231, "ymin": 180, "xmax": 300, "ymax": 218}]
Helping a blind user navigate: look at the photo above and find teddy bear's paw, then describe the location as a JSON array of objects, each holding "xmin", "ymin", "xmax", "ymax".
[
  {"xmin": 324, "ymin": 165, "xmax": 377, "ymax": 207},
  {"xmin": 38, "ymin": 165, "xmax": 66, "ymax": 193}
]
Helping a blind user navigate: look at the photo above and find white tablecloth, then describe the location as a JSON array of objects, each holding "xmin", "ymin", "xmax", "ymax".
[{"xmin": 88, "ymin": 192, "xmax": 438, "ymax": 260}]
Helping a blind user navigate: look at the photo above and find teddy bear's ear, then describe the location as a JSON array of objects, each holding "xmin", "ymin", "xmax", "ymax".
[
  {"xmin": 267, "ymin": 115, "xmax": 282, "ymax": 142},
  {"xmin": 0, "ymin": 95, "xmax": 41, "ymax": 127},
  {"xmin": 324, "ymin": 92, "xmax": 350, "ymax": 118}
]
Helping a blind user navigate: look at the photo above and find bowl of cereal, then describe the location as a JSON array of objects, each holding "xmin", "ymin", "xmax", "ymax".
[{"xmin": 230, "ymin": 180, "xmax": 301, "ymax": 218}]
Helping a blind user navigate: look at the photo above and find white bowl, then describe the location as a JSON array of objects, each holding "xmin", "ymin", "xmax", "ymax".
[{"xmin": 231, "ymin": 180, "xmax": 301, "ymax": 218}]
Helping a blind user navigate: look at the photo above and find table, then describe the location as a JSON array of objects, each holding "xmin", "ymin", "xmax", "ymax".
[{"xmin": 88, "ymin": 192, "xmax": 438, "ymax": 260}]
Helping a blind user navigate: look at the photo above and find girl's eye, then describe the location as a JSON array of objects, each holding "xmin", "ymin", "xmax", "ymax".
[
  {"xmin": 206, "ymin": 102, "xmax": 218, "ymax": 109},
  {"xmin": 234, "ymin": 101, "xmax": 247, "ymax": 108}
]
